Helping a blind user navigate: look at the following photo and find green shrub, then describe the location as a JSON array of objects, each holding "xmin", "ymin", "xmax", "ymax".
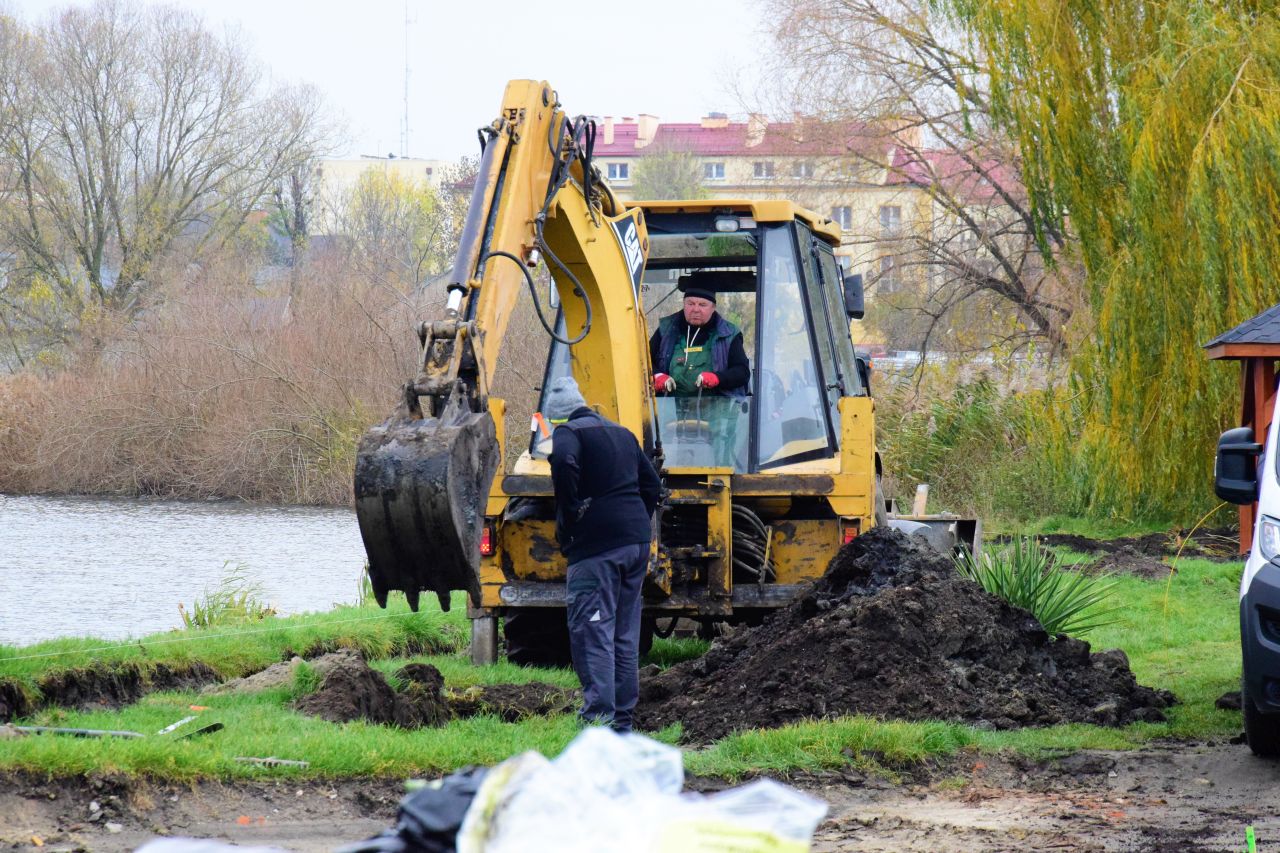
[{"xmin": 954, "ymin": 537, "xmax": 1118, "ymax": 637}]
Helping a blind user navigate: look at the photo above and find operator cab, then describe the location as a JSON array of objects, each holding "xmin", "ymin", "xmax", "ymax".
[{"xmin": 531, "ymin": 207, "xmax": 864, "ymax": 474}]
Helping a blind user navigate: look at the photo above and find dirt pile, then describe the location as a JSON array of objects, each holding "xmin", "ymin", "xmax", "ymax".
[
  {"xmin": 290, "ymin": 651, "xmax": 574, "ymax": 728},
  {"xmin": 293, "ymin": 650, "xmax": 452, "ymax": 728},
  {"xmin": 638, "ymin": 528, "xmax": 1174, "ymax": 743}
]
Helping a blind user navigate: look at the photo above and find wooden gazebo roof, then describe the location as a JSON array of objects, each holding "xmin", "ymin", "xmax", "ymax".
[{"xmin": 1205, "ymin": 303, "xmax": 1280, "ymax": 359}]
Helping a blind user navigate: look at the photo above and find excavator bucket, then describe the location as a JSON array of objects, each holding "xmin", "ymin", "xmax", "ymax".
[{"xmin": 353, "ymin": 401, "xmax": 499, "ymax": 613}]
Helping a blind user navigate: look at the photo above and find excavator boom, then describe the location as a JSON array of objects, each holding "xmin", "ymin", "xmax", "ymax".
[{"xmin": 355, "ymin": 80, "xmax": 651, "ymax": 612}]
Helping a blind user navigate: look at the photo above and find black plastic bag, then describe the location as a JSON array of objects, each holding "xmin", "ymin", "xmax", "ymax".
[{"xmin": 336, "ymin": 766, "xmax": 489, "ymax": 853}]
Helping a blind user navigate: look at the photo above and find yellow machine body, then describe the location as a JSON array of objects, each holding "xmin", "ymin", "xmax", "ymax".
[{"xmin": 353, "ymin": 81, "xmax": 881, "ymax": 662}]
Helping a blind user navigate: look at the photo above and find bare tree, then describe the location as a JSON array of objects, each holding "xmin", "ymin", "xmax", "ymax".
[
  {"xmin": 760, "ymin": 0, "xmax": 1082, "ymax": 358},
  {"xmin": 0, "ymin": 0, "xmax": 329, "ymax": 335}
]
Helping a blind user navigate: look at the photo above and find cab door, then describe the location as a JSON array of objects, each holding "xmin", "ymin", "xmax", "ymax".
[{"xmin": 753, "ymin": 224, "xmax": 839, "ymax": 468}]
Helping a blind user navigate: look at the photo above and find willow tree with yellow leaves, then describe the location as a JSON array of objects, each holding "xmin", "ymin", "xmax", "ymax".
[{"xmin": 938, "ymin": 0, "xmax": 1280, "ymax": 520}]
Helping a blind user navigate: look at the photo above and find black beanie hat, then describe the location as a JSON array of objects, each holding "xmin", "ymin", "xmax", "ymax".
[{"xmin": 682, "ymin": 286, "xmax": 716, "ymax": 304}]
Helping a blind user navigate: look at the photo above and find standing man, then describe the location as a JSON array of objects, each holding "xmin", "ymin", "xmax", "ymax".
[
  {"xmin": 649, "ymin": 284, "xmax": 750, "ymax": 398},
  {"xmin": 543, "ymin": 375, "xmax": 662, "ymax": 732}
]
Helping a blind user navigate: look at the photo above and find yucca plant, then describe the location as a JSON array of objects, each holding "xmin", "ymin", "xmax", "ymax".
[{"xmin": 954, "ymin": 537, "xmax": 1118, "ymax": 637}]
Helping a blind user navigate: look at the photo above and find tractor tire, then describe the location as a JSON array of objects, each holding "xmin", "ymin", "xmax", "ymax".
[
  {"xmin": 1244, "ymin": 691, "xmax": 1280, "ymax": 757},
  {"xmin": 503, "ymin": 609, "xmax": 571, "ymax": 668}
]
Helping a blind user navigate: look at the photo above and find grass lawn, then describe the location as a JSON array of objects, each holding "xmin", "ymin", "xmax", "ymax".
[{"xmin": 0, "ymin": 551, "xmax": 1246, "ymax": 782}]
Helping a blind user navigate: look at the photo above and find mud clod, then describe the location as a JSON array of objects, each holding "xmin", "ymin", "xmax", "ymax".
[
  {"xmin": 293, "ymin": 650, "xmax": 452, "ymax": 728},
  {"xmin": 638, "ymin": 527, "xmax": 1175, "ymax": 743}
]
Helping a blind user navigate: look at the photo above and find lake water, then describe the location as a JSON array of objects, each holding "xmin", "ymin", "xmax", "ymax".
[{"xmin": 0, "ymin": 494, "xmax": 369, "ymax": 647}]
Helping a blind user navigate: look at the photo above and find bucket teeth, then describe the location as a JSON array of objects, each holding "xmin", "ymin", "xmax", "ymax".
[{"xmin": 354, "ymin": 410, "xmax": 500, "ymax": 611}]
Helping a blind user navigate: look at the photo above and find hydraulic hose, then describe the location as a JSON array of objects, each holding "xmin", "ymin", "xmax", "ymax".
[{"xmin": 481, "ymin": 250, "xmax": 592, "ymax": 347}]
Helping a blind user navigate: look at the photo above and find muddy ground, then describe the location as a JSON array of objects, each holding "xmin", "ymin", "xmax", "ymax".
[
  {"xmin": 2, "ymin": 738, "xmax": 1278, "ymax": 852},
  {"xmin": 1028, "ymin": 527, "xmax": 1241, "ymax": 578}
]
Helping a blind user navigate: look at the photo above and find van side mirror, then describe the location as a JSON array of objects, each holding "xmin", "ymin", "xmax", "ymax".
[
  {"xmin": 842, "ymin": 273, "xmax": 864, "ymax": 319},
  {"xmin": 855, "ymin": 355, "xmax": 872, "ymax": 396},
  {"xmin": 1215, "ymin": 427, "xmax": 1263, "ymax": 505}
]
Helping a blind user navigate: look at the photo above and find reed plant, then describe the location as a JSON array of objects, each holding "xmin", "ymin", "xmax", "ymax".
[{"xmin": 179, "ymin": 563, "xmax": 278, "ymax": 629}]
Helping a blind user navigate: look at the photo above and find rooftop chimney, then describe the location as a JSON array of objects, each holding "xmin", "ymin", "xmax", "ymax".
[
  {"xmin": 746, "ymin": 113, "xmax": 768, "ymax": 147},
  {"xmin": 636, "ymin": 113, "xmax": 659, "ymax": 148},
  {"xmin": 701, "ymin": 112, "xmax": 729, "ymax": 129},
  {"xmin": 602, "ymin": 116, "xmax": 614, "ymax": 146}
]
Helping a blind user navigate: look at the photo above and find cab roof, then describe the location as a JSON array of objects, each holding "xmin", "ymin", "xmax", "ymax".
[{"xmin": 626, "ymin": 198, "xmax": 843, "ymax": 246}]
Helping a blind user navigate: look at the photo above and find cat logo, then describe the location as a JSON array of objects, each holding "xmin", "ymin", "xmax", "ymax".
[{"xmin": 610, "ymin": 214, "xmax": 645, "ymax": 295}]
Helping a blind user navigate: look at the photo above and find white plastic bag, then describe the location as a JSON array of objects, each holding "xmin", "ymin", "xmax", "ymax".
[{"xmin": 458, "ymin": 728, "xmax": 828, "ymax": 852}]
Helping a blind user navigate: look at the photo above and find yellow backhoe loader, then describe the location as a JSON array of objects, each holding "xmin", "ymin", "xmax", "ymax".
[{"xmin": 355, "ymin": 80, "xmax": 968, "ymax": 664}]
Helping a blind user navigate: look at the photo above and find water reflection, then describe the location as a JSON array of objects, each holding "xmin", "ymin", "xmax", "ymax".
[{"xmin": 0, "ymin": 495, "xmax": 367, "ymax": 647}]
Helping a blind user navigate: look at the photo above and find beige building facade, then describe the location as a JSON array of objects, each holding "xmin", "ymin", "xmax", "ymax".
[{"xmin": 593, "ymin": 114, "xmax": 933, "ymax": 306}]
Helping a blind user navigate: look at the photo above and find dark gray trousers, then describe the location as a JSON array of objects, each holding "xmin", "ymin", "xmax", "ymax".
[{"xmin": 565, "ymin": 541, "xmax": 649, "ymax": 731}]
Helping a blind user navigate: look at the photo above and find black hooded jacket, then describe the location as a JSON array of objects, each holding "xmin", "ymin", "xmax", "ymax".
[{"xmin": 549, "ymin": 407, "xmax": 662, "ymax": 562}]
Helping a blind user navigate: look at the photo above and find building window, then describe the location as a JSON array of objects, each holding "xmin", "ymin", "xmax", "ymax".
[
  {"xmin": 879, "ymin": 204, "xmax": 902, "ymax": 236},
  {"xmin": 791, "ymin": 160, "xmax": 814, "ymax": 179},
  {"xmin": 704, "ymin": 162, "xmax": 725, "ymax": 180},
  {"xmin": 753, "ymin": 161, "xmax": 775, "ymax": 179},
  {"xmin": 831, "ymin": 206, "xmax": 853, "ymax": 231},
  {"xmin": 607, "ymin": 162, "xmax": 630, "ymax": 182},
  {"xmin": 879, "ymin": 255, "xmax": 901, "ymax": 292}
]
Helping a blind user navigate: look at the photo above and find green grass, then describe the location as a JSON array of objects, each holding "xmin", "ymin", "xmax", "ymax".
[
  {"xmin": 0, "ymin": 593, "xmax": 470, "ymax": 685},
  {"xmin": 0, "ymin": 553, "xmax": 1247, "ymax": 782}
]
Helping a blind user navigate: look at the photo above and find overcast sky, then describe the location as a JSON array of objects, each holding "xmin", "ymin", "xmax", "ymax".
[{"xmin": 9, "ymin": 0, "xmax": 768, "ymax": 160}]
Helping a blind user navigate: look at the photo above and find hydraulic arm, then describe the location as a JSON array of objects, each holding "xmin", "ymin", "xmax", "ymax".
[{"xmin": 354, "ymin": 80, "xmax": 652, "ymax": 612}]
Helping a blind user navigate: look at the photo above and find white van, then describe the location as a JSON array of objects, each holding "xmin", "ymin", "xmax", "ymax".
[{"xmin": 1214, "ymin": 414, "xmax": 1280, "ymax": 756}]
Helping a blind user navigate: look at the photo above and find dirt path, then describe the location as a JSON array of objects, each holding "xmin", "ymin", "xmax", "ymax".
[
  {"xmin": 2, "ymin": 738, "xmax": 1276, "ymax": 851},
  {"xmin": 809, "ymin": 738, "xmax": 1280, "ymax": 852}
]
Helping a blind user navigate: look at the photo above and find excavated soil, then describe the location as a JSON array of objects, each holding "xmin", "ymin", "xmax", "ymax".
[
  {"xmin": 291, "ymin": 650, "xmax": 573, "ymax": 728},
  {"xmin": 638, "ymin": 528, "xmax": 1175, "ymax": 743},
  {"xmin": 446, "ymin": 682, "xmax": 577, "ymax": 721},
  {"xmin": 0, "ymin": 661, "xmax": 221, "ymax": 722},
  {"xmin": 293, "ymin": 651, "xmax": 452, "ymax": 728},
  {"xmin": 1032, "ymin": 527, "xmax": 1240, "ymax": 564}
]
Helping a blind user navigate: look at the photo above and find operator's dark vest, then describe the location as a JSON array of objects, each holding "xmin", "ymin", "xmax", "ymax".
[{"xmin": 655, "ymin": 313, "xmax": 747, "ymax": 399}]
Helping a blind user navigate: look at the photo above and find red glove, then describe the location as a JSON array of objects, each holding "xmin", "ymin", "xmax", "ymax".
[
  {"xmin": 653, "ymin": 373, "xmax": 675, "ymax": 393},
  {"xmin": 696, "ymin": 372, "xmax": 719, "ymax": 389}
]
